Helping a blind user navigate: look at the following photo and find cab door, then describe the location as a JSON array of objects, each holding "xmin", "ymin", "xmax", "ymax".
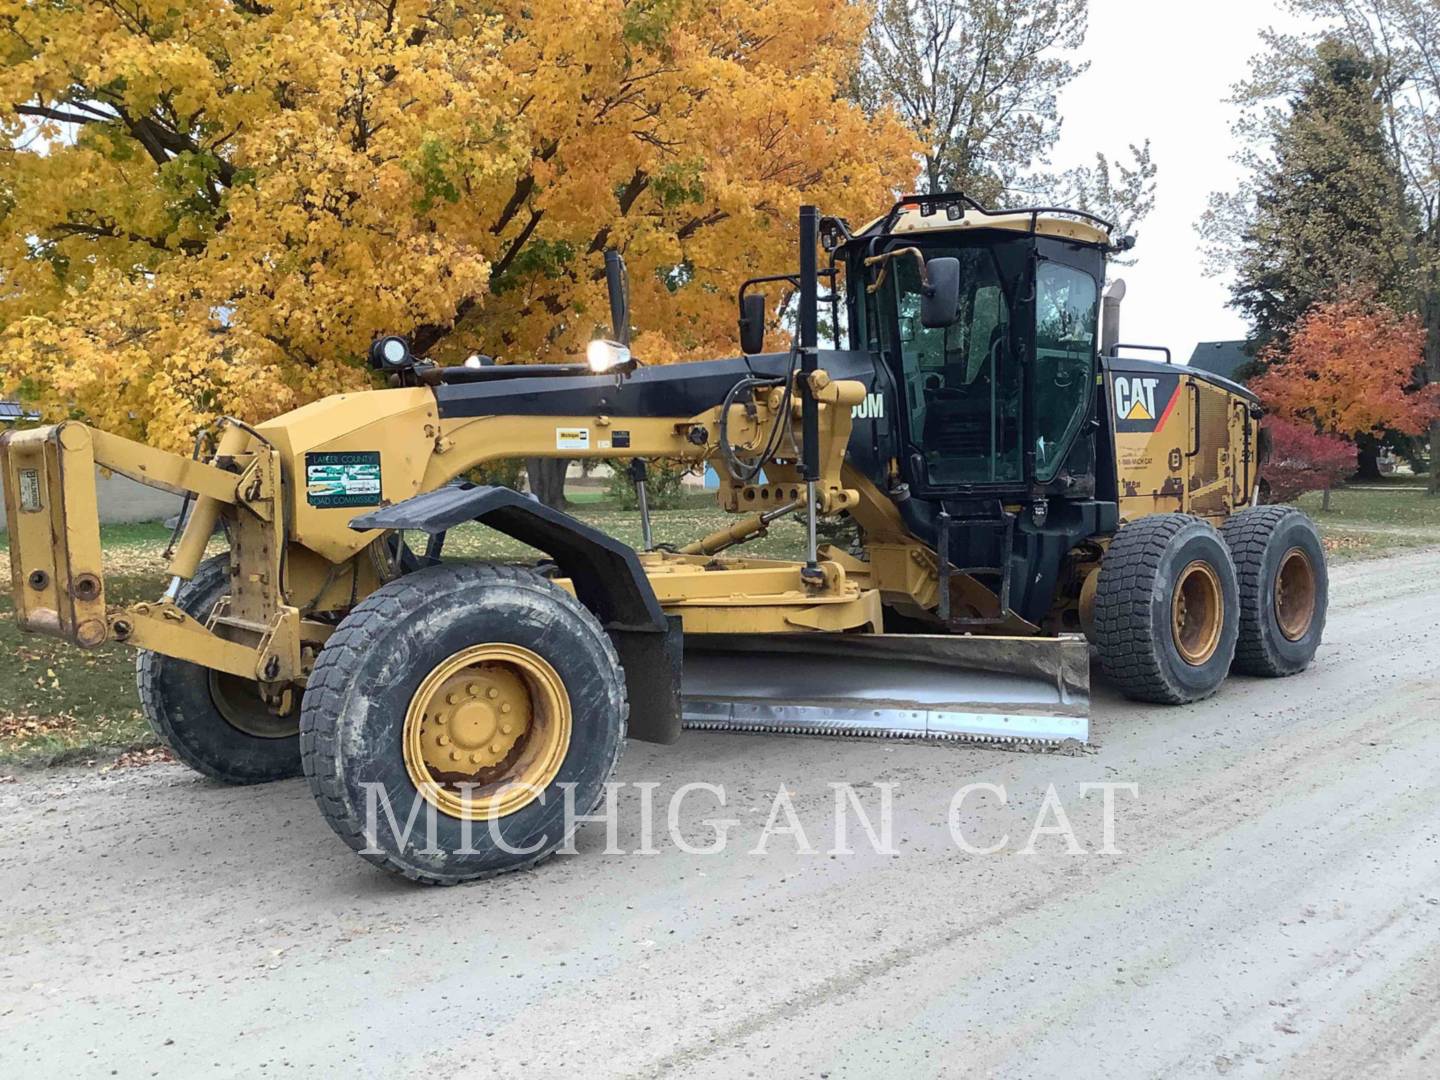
[{"xmin": 1185, "ymin": 377, "xmax": 1237, "ymax": 518}]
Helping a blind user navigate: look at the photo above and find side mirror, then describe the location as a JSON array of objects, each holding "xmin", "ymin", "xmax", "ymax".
[
  {"xmin": 739, "ymin": 292, "xmax": 766, "ymax": 354},
  {"xmin": 920, "ymin": 257, "xmax": 961, "ymax": 329},
  {"xmin": 603, "ymin": 250, "xmax": 630, "ymax": 345}
]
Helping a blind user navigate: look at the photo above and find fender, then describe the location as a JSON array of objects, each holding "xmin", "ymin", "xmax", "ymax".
[{"xmin": 352, "ymin": 484, "xmax": 681, "ymax": 744}]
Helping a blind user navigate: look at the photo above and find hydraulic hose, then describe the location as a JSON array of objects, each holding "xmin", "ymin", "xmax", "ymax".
[{"xmin": 718, "ymin": 349, "xmax": 797, "ymax": 484}]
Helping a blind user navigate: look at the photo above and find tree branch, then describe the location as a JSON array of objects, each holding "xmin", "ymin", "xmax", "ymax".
[
  {"xmin": 49, "ymin": 220, "xmax": 205, "ymax": 255},
  {"xmin": 587, "ymin": 168, "xmax": 650, "ymax": 254},
  {"xmin": 491, "ymin": 208, "xmax": 545, "ymax": 280},
  {"xmin": 676, "ymin": 209, "xmax": 728, "ymax": 241},
  {"xmin": 14, "ymin": 103, "xmax": 107, "ymax": 127},
  {"xmin": 490, "ymin": 140, "xmax": 558, "ymax": 235}
]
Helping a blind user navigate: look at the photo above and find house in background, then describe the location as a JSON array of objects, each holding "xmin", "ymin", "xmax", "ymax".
[
  {"xmin": 0, "ymin": 399, "xmax": 40, "ymax": 425},
  {"xmin": 0, "ymin": 400, "xmax": 184, "ymax": 522},
  {"xmin": 1187, "ymin": 340, "xmax": 1251, "ymax": 383}
]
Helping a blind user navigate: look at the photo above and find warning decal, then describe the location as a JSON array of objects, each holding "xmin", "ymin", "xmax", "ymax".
[{"xmin": 17, "ymin": 468, "xmax": 42, "ymax": 512}]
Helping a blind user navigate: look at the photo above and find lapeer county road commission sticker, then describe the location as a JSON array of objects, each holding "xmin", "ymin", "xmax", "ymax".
[{"xmin": 305, "ymin": 451, "xmax": 382, "ymax": 508}]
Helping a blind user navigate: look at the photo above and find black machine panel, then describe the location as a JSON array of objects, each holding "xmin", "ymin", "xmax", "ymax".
[
  {"xmin": 434, "ymin": 351, "xmax": 880, "ymax": 422},
  {"xmin": 433, "ymin": 348, "xmax": 896, "ymax": 501}
]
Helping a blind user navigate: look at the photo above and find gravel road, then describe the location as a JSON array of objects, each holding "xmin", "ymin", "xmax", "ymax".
[{"xmin": 2, "ymin": 548, "xmax": 1438, "ymax": 1079}]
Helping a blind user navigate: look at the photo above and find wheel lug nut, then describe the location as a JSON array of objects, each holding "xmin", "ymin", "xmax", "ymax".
[
  {"xmin": 447, "ymin": 692, "xmax": 461, "ymax": 705},
  {"xmin": 501, "ymin": 724, "xmax": 513, "ymax": 735},
  {"xmin": 467, "ymin": 681, "xmax": 482, "ymax": 696},
  {"xmin": 437, "ymin": 733, "xmax": 450, "ymax": 746},
  {"xmin": 500, "ymin": 702, "xmax": 512, "ymax": 714},
  {"xmin": 449, "ymin": 749, "xmax": 460, "ymax": 762},
  {"xmin": 486, "ymin": 687, "xmax": 499, "ymax": 699},
  {"xmin": 490, "ymin": 741, "xmax": 502, "ymax": 754}
]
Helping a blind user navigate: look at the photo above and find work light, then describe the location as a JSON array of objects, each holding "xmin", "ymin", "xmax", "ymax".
[
  {"xmin": 586, "ymin": 339, "xmax": 632, "ymax": 373},
  {"xmin": 369, "ymin": 335, "xmax": 413, "ymax": 371}
]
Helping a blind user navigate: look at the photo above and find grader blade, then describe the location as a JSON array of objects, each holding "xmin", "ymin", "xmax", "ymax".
[{"xmin": 681, "ymin": 633, "xmax": 1089, "ymax": 748}]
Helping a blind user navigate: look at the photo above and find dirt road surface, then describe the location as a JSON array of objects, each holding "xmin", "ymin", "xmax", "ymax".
[{"xmin": 2, "ymin": 549, "xmax": 1438, "ymax": 1078}]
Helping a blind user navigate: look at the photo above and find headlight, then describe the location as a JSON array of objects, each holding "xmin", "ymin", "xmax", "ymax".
[
  {"xmin": 586, "ymin": 339, "xmax": 632, "ymax": 373},
  {"xmin": 369, "ymin": 335, "xmax": 413, "ymax": 371}
]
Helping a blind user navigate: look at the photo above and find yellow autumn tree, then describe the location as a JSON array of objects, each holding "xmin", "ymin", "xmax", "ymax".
[{"xmin": 0, "ymin": 0, "xmax": 916, "ymax": 449}]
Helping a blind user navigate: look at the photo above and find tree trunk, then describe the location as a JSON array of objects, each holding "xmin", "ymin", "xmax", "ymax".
[
  {"xmin": 524, "ymin": 457, "xmax": 569, "ymax": 508},
  {"xmin": 1322, "ymin": 485, "xmax": 1332, "ymax": 512},
  {"xmin": 1429, "ymin": 418, "xmax": 1440, "ymax": 495},
  {"xmin": 1353, "ymin": 440, "xmax": 1382, "ymax": 482},
  {"xmin": 1428, "ymin": 276, "xmax": 1439, "ymax": 493},
  {"xmin": 1423, "ymin": 240, "xmax": 1440, "ymax": 495},
  {"xmin": 923, "ymin": 156, "xmax": 941, "ymax": 195}
]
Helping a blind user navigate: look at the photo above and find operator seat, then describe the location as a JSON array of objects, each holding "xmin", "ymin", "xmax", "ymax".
[{"xmin": 922, "ymin": 327, "xmax": 1002, "ymax": 463}]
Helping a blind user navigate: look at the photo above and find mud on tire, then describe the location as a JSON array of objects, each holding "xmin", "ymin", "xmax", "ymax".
[
  {"xmin": 136, "ymin": 555, "xmax": 302, "ymax": 784},
  {"xmin": 1220, "ymin": 505, "xmax": 1327, "ymax": 677},
  {"xmin": 299, "ymin": 563, "xmax": 627, "ymax": 885},
  {"xmin": 1093, "ymin": 514, "xmax": 1239, "ymax": 705}
]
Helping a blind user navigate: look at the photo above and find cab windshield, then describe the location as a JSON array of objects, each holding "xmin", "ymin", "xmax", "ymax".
[{"xmin": 887, "ymin": 240, "xmax": 1098, "ymax": 488}]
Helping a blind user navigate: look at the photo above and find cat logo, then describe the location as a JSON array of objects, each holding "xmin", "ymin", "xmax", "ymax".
[
  {"xmin": 852, "ymin": 391, "xmax": 885, "ymax": 420},
  {"xmin": 1112, "ymin": 371, "xmax": 1181, "ymax": 434},
  {"xmin": 1114, "ymin": 376, "xmax": 1160, "ymax": 422}
]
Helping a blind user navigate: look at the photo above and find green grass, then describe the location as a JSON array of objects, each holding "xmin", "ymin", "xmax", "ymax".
[
  {"xmin": 1295, "ymin": 484, "xmax": 1440, "ymax": 561},
  {"xmin": 564, "ymin": 489, "xmax": 607, "ymax": 505},
  {"xmin": 0, "ymin": 524, "xmax": 183, "ymax": 767},
  {"xmin": 2, "ymin": 483, "xmax": 1434, "ymax": 768}
]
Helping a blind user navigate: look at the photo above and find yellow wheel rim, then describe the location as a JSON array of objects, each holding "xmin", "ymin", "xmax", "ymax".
[
  {"xmin": 1275, "ymin": 547, "xmax": 1317, "ymax": 642},
  {"xmin": 403, "ymin": 643, "xmax": 571, "ymax": 820},
  {"xmin": 208, "ymin": 670, "xmax": 297, "ymax": 739},
  {"xmin": 1171, "ymin": 560, "xmax": 1224, "ymax": 666}
]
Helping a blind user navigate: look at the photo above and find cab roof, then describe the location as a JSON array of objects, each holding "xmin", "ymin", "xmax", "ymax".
[{"xmin": 852, "ymin": 194, "xmax": 1115, "ymax": 249}]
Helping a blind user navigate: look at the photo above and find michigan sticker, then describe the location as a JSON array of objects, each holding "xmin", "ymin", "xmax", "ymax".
[
  {"xmin": 305, "ymin": 451, "xmax": 382, "ymax": 508},
  {"xmin": 556, "ymin": 427, "xmax": 590, "ymax": 451}
]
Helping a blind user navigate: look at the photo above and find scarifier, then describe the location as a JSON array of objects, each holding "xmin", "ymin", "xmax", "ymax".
[{"xmin": 2, "ymin": 194, "xmax": 1328, "ymax": 883}]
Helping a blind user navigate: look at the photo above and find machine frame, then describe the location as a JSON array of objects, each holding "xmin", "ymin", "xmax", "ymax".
[{"xmin": 1, "ymin": 196, "xmax": 1264, "ymax": 747}]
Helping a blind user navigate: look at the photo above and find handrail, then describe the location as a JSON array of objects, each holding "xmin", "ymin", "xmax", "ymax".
[
  {"xmin": 876, "ymin": 191, "xmax": 1117, "ymax": 237},
  {"xmin": 1107, "ymin": 343, "xmax": 1173, "ymax": 364}
]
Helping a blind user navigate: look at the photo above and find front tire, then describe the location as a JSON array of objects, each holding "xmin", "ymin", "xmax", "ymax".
[
  {"xmin": 1093, "ymin": 514, "xmax": 1240, "ymax": 705},
  {"xmin": 300, "ymin": 564, "xmax": 627, "ymax": 885},
  {"xmin": 1220, "ymin": 505, "xmax": 1327, "ymax": 676},
  {"xmin": 136, "ymin": 555, "xmax": 302, "ymax": 783}
]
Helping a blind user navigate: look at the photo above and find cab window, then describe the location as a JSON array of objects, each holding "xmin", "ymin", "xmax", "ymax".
[
  {"xmin": 893, "ymin": 248, "xmax": 1021, "ymax": 486},
  {"xmin": 1032, "ymin": 263, "xmax": 1098, "ymax": 480}
]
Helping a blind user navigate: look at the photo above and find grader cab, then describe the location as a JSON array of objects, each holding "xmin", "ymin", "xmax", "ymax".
[{"xmin": 1, "ymin": 194, "xmax": 1327, "ymax": 884}]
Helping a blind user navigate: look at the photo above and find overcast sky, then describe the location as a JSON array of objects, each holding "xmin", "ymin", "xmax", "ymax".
[{"xmin": 1048, "ymin": 0, "xmax": 1305, "ymax": 364}]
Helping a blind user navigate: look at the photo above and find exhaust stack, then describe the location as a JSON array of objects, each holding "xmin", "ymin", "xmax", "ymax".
[{"xmin": 1101, "ymin": 278, "xmax": 1126, "ymax": 356}]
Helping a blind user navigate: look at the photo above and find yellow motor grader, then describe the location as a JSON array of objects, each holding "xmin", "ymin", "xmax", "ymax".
[{"xmin": 1, "ymin": 195, "xmax": 1326, "ymax": 883}]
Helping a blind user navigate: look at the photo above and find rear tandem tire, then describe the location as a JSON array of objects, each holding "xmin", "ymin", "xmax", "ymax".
[
  {"xmin": 136, "ymin": 555, "xmax": 303, "ymax": 784},
  {"xmin": 299, "ymin": 564, "xmax": 628, "ymax": 885},
  {"xmin": 1220, "ymin": 505, "xmax": 1327, "ymax": 677},
  {"xmin": 1093, "ymin": 514, "xmax": 1240, "ymax": 705}
]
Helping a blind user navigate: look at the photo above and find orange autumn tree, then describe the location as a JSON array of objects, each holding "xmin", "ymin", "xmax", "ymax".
[
  {"xmin": 1251, "ymin": 296, "xmax": 1439, "ymax": 460},
  {"xmin": 0, "ymin": 0, "xmax": 917, "ymax": 451}
]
